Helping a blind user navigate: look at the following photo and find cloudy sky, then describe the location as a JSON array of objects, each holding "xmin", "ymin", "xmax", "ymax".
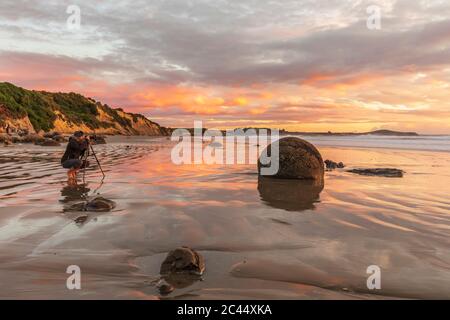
[{"xmin": 1, "ymin": 0, "xmax": 450, "ymax": 133}]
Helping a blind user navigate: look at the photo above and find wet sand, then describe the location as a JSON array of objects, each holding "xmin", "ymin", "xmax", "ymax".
[{"xmin": 0, "ymin": 136, "xmax": 449, "ymax": 299}]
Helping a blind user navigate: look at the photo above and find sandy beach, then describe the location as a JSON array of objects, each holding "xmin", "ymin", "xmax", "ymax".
[{"xmin": 0, "ymin": 136, "xmax": 449, "ymax": 299}]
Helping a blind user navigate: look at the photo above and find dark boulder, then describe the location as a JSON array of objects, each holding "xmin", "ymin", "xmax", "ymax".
[
  {"xmin": 52, "ymin": 134, "xmax": 68, "ymax": 142},
  {"xmin": 258, "ymin": 137, "xmax": 324, "ymax": 180},
  {"xmin": 43, "ymin": 131, "xmax": 61, "ymax": 139},
  {"xmin": 36, "ymin": 138, "xmax": 61, "ymax": 147},
  {"xmin": 348, "ymin": 168, "xmax": 404, "ymax": 178},
  {"xmin": 14, "ymin": 134, "xmax": 44, "ymax": 144},
  {"xmin": 160, "ymin": 247, "xmax": 205, "ymax": 276},
  {"xmin": 91, "ymin": 135, "xmax": 107, "ymax": 145}
]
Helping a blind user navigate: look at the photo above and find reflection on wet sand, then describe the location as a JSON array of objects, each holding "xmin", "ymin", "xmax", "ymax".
[
  {"xmin": 60, "ymin": 181, "xmax": 115, "ymax": 226},
  {"xmin": 258, "ymin": 177, "xmax": 324, "ymax": 212},
  {"xmin": 60, "ymin": 183, "xmax": 90, "ymax": 203}
]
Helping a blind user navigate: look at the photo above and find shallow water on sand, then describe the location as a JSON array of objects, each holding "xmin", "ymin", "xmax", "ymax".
[{"xmin": 0, "ymin": 137, "xmax": 449, "ymax": 299}]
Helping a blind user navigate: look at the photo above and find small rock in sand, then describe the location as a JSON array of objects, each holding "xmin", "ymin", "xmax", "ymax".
[
  {"xmin": 325, "ymin": 160, "xmax": 345, "ymax": 170},
  {"xmin": 85, "ymin": 197, "xmax": 116, "ymax": 212},
  {"xmin": 348, "ymin": 168, "xmax": 404, "ymax": 178},
  {"xmin": 36, "ymin": 138, "xmax": 61, "ymax": 147},
  {"xmin": 160, "ymin": 247, "xmax": 205, "ymax": 276},
  {"xmin": 91, "ymin": 135, "xmax": 107, "ymax": 145},
  {"xmin": 156, "ymin": 279, "xmax": 174, "ymax": 295},
  {"xmin": 74, "ymin": 215, "xmax": 88, "ymax": 224}
]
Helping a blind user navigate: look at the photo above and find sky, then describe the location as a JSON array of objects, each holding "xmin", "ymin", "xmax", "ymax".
[{"xmin": 1, "ymin": 0, "xmax": 450, "ymax": 134}]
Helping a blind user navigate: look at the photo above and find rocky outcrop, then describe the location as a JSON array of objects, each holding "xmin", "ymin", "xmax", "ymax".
[
  {"xmin": 258, "ymin": 137, "xmax": 324, "ymax": 180},
  {"xmin": 0, "ymin": 82, "xmax": 169, "ymax": 136},
  {"xmin": 0, "ymin": 104, "xmax": 36, "ymax": 134},
  {"xmin": 348, "ymin": 168, "xmax": 404, "ymax": 178}
]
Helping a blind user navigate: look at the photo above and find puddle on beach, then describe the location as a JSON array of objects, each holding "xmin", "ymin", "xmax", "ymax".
[{"xmin": 0, "ymin": 137, "xmax": 450, "ymax": 299}]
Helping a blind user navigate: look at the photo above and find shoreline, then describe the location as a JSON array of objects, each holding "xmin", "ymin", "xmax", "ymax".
[{"xmin": 0, "ymin": 138, "xmax": 449, "ymax": 299}]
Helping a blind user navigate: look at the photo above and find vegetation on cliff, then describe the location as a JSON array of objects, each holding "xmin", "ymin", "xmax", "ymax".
[{"xmin": 0, "ymin": 82, "xmax": 167, "ymax": 135}]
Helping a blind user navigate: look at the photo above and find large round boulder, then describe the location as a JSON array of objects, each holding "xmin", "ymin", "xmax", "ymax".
[{"xmin": 258, "ymin": 137, "xmax": 324, "ymax": 180}]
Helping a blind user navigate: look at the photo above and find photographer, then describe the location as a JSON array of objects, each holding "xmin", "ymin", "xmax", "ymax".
[{"xmin": 61, "ymin": 131, "xmax": 89, "ymax": 181}]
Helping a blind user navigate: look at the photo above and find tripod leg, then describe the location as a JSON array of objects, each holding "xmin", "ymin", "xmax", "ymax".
[
  {"xmin": 90, "ymin": 144, "xmax": 106, "ymax": 178},
  {"xmin": 82, "ymin": 148, "xmax": 89, "ymax": 183}
]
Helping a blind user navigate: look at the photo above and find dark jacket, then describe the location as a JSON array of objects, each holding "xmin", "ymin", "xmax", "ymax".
[{"xmin": 61, "ymin": 137, "xmax": 88, "ymax": 164}]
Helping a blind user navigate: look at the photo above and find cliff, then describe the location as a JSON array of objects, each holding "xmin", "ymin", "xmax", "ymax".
[{"xmin": 0, "ymin": 82, "xmax": 169, "ymax": 136}]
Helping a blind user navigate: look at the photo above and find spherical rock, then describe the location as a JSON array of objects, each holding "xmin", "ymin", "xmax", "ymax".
[
  {"xmin": 258, "ymin": 137, "xmax": 324, "ymax": 180},
  {"xmin": 160, "ymin": 247, "xmax": 205, "ymax": 276}
]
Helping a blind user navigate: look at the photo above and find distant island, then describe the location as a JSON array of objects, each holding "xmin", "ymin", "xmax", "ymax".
[
  {"xmin": 0, "ymin": 82, "xmax": 169, "ymax": 136},
  {"xmin": 178, "ymin": 128, "xmax": 419, "ymax": 137},
  {"xmin": 279, "ymin": 129, "xmax": 419, "ymax": 136}
]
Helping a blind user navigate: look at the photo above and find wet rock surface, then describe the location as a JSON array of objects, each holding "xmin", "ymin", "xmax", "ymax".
[
  {"xmin": 325, "ymin": 160, "xmax": 345, "ymax": 170},
  {"xmin": 156, "ymin": 279, "xmax": 175, "ymax": 295},
  {"xmin": 348, "ymin": 168, "xmax": 404, "ymax": 178},
  {"xmin": 66, "ymin": 197, "xmax": 116, "ymax": 212},
  {"xmin": 160, "ymin": 247, "xmax": 205, "ymax": 276},
  {"xmin": 258, "ymin": 137, "xmax": 324, "ymax": 180}
]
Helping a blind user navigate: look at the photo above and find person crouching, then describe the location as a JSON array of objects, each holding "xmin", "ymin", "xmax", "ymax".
[{"xmin": 61, "ymin": 131, "xmax": 89, "ymax": 182}]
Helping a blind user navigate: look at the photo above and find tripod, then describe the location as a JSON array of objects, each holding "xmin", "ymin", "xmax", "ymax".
[{"xmin": 82, "ymin": 140, "xmax": 106, "ymax": 182}]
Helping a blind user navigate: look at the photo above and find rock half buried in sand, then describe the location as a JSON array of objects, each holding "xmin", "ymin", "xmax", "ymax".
[
  {"xmin": 67, "ymin": 197, "xmax": 116, "ymax": 212},
  {"xmin": 325, "ymin": 160, "xmax": 345, "ymax": 170},
  {"xmin": 85, "ymin": 197, "xmax": 116, "ymax": 212},
  {"xmin": 348, "ymin": 168, "xmax": 404, "ymax": 178},
  {"xmin": 258, "ymin": 137, "xmax": 324, "ymax": 180},
  {"xmin": 160, "ymin": 247, "xmax": 205, "ymax": 276}
]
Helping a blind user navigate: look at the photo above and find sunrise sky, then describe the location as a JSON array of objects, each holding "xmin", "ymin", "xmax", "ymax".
[{"xmin": 1, "ymin": 0, "xmax": 450, "ymax": 134}]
